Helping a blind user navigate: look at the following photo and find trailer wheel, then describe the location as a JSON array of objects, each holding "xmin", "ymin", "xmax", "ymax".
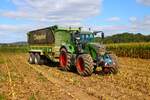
[
  {"xmin": 59, "ymin": 48, "xmax": 72, "ymax": 71},
  {"xmin": 34, "ymin": 53, "xmax": 44, "ymax": 65},
  {"xmin": 28, "ymin": 53, "xmax": 35, "ymax": 64},
  {"xmin": 76, "ymin": 54, "xmax": 94, "ymax": 76}
]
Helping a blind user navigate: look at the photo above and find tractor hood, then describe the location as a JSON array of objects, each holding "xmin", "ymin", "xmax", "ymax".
[
  {"xmin": 89, "ymin": 43, "xmax": 103, "ymax": 48},
  {"xmin": 88, "ymin": 43, "xmax": 106, "ymax": 55}
]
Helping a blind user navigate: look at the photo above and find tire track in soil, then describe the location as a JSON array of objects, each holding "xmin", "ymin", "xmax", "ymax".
[
  {"xmin": 118, "ymin": 58, "xmax": 150, "ymax": 94},
  {"xmin": 92, "ymin": 75, "xmax": 150, "ymax": 100},
  {"xmin": 18, "ymin": 54, "xmax": 133, "ymax": 99},
  {"xmin": 1, "ymin": 54, "xmax": 16, "ymax": 100},
  {"xmin": 119, "ymin": 60, "xmax": 150, "ymax": 73},
  {"xmin": 91, "ymin": 65, "xmax": 150, "ymax": 99},
  {"xmin": 40, "ymin": 64, "xmax": 150, "ymax": 100},
  {"xmin": 26, "ymin": 62, "xmax": 100, "ymax": 100},
  {"xmin": 38, "ymin": 65, "xmax": 116, "ymax": 99},
  {"xmin": 120, "ymin": 64, "xmax": 150, "ymax": 78},
  {"xmin": 6, "ymin": 54, "xmax": 39, "ymax": 100},
  {"xmin": 18, "ymin": 53, "xmax": 150, "ymax": 99},
  {"xmin": 115, "ymin": 66, "xmax": 150, "ymax": 97},
  {"xmin": 0, "ymin": 54, "xmax": 11, "ymax": 99},
  {"xmin": 0, "ymin": 61, "xmax": 9, "ymax": 99},
  {"xmin": 18, "ymin": 54, "xmax": 101, "ymax": 100},
  {"xmin": 119, "ymin": 58, "xmax": 150, "ymax": 69},
  {"xmin": 8, "ymin": 54, "xmax": 75, "ymax": 100},
  {"xmin": 39, "ymin": 60, "xmax": 150, "ymax": 99}
]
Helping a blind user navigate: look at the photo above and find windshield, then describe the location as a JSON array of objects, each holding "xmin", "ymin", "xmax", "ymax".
[{"xmin": 80, "ymin": 34, "xmax": 94, "ymax": 42}]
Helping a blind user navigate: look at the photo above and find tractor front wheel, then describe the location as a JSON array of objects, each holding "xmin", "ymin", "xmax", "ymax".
[{"xmin": 76, "ymin": 54, "xmax": 94, "ymax": 76}]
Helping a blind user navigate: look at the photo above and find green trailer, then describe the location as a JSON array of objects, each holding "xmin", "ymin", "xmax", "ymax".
[{"xmin": 27, "ymin": 25, "xmax": 80, "ymax": 64}]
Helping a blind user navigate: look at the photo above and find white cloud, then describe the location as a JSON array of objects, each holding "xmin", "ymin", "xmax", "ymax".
[
  {"xmin": 0, "ymin": 23, "xmax": 56, "ymax": 33},
  {"xmin": 0, "ymin": 23, "xmax": 52, "ymax": 43},
  {"xmin": 0, "ymin": 24, "xmax": 27, "ymax": 43},
  {"xmin": 136, "ymin": 0, "xmax": 150, "ymax": 6},
  {"xmin": 129, "ymin": 16, "xmax": 150, "ymax": 33},
  {"xmin": 1, "ymin": 0, "xmax": 150, "ymax": 43},
  {"xmin": 106, "ymin": 17, "xmax": 121, "ymax": 22},
  {"xmin": 91, "ymin": 16, "xmax": 150, "ymax": 35},
  {"xmin": 0, "ymin": 0, "xmax": 103, "ymax": 40},
  {"xmin": 93, "ymin": 25, "xmax": 127, "ymax": 31},
  {"xmin": 0, "ymin": 24, "xmax": 32, "ymax": 33},
  {"xmin": 129, "ymin": 16, "xmax": 137, "ymax": 22},
  {"xmin": 0, "ymin": 0, "xmax": 103, "ymax": 42},
  {"xmin": 1, "ymin": 0, "xmax": 103, "ymax": 24},
  {"xmin": 81, "ymin": 25, "xmax": 128, "ymax": 36},
  {"xmin": 1, "ymin": 11, "xmax": 28, "ymax": 19}
]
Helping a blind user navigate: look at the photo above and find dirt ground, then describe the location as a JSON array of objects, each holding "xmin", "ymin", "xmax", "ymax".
[{"xmin": 0, "ymin": 53, "xmax": 150, "ymax": 100}]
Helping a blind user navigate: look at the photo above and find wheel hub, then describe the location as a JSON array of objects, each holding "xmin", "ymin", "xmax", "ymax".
[
  {"xmin": 59, "ymin": 52, "xmax": 67, "ymax": 67},
  {"xmin": 76, "ymin": 57, "xmax": 85, "ymax": 72}
]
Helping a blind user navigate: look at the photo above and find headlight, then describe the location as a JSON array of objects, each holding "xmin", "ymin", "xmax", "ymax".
[{"xmin": 105, "ymin": 62, "xmax": 108, "ymax": 66}]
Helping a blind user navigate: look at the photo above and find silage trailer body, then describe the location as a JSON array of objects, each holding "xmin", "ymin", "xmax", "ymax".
[{"xmin": 27, "ymin": 25, "xmax": 79, "ymax": 63}]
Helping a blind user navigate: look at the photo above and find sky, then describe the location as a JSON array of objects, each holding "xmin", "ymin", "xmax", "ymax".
[{"xmin": 0, "ymin": 0, "xmax": 150, "ymax": 43}]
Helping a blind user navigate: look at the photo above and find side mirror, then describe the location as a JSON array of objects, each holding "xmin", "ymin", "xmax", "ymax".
[
  {"xmin": 101, "ymin": 32, "xmax": 104, "ymax": 39},
  {"xmin": 93, "ymin": 31, "xmax": 104, "ymax": 39},
  {"xmin": 75, "ymin": 36, "xmax": 80, "ymax": 40}
]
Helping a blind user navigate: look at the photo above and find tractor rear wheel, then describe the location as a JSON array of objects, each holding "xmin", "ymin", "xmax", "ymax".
[
  {"xmin": 28, "ymin": 53, "xmax": 35, "ymax": 64},
  {"xmin": 76, "ymin": 54, "xmax": 94, "ymax": 76},
  {"xmin": 59, "ymin": 48, "xmax": 72, "ymax": 71},
  {"xmin": 102, "ymin": 54, "xmax": 118, "ymax": 74}
]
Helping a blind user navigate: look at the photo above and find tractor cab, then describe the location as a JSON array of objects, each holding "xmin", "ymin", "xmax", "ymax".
[
  {"xmin": 79, "ymin": 32, "xmax": 94, "ymax": 42},
  {"xmin": 72, "ymin": 30, "xmax": 104, "ymax": 44}
]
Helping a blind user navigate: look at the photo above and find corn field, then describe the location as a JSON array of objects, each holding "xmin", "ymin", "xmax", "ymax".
[
  {"xmin": 106, "ymin": 42, "xmax": 150, "ymax": 59},
  {"xmin": 0, "ymin": 45, "xmax": 28, "ymax": 53},
  {"xmin": 0, "ymin": 42, "xmax": 150, "ymax": 59}
]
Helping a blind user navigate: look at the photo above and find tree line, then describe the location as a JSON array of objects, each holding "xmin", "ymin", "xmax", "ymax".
[{"xmin": 95, "ymin": 32, "xmax": 150, "ymax": 44}]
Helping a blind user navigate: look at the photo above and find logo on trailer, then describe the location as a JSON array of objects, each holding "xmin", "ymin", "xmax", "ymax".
[{"xmin": 33, "ymin": 34, "xmax": 46, "ymax": 40}]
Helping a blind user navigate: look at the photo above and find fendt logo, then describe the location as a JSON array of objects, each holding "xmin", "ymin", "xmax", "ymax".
[{"xmin": 33, "ymin": 34, "xmax": 46, "ymax": 40}]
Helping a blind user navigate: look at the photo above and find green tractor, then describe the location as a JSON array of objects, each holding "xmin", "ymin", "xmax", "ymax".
[
  {"xmin": 27, "ymin": 25, "xmax": 118, "ymax": 76},
  {"xmin": 59, "ymin": 29, "xmax": 118, "ymax": 76}
]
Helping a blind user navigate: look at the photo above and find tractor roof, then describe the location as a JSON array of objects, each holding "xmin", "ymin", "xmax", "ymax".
[
  {"xmin": 80, "ymin": 31, "xmax": 93, "ymax": 34},
  {"xmin": 56, "ymin": 25, "xmax": 80, "ymax": 31}
]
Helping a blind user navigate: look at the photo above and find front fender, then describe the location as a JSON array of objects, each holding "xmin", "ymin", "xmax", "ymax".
[{"xmin": 60, "ymin": 44, "xmax": 75, "ymax": 54}]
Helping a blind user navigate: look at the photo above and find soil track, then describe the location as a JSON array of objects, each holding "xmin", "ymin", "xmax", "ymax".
[{"xmin": 0, "ymin": 53, "xmax": 150, "ymax": 100}]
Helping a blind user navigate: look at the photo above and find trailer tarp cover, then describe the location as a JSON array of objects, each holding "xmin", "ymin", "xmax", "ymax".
[{"xmin": 28, "ymin": 28, "xmax": 55, "ymax": 44}]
